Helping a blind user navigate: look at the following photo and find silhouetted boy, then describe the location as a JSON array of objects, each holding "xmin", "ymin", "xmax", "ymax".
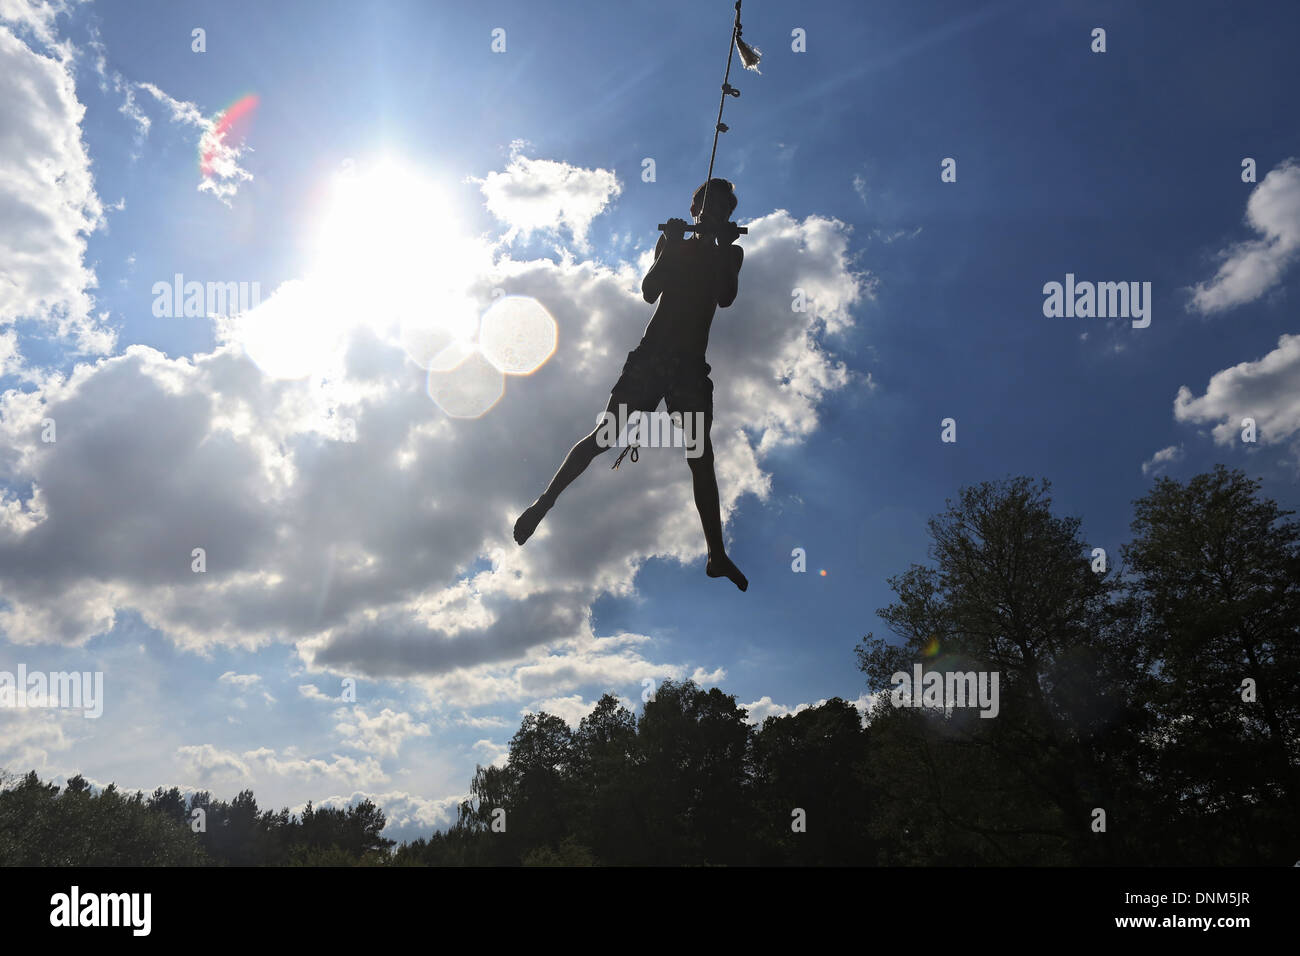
[{"xmin": 513, "ymin": 178, "xmax": 748, "ymax": 591}]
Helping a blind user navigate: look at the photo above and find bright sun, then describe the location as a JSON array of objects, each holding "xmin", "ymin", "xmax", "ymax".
[
  {"xmin": 240, "ymin": 157, "xmax": 483, "ymax": 380},
  {"xmin": 235, "ymin": 155, "xmax": 557, "ymax": 418}
]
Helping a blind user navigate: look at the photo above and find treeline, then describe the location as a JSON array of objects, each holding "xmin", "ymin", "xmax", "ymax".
[
  {"xmin": 0, "ymin": 772, "xmax": 392, "ymax": 865},
  {"xmin": 2, "ymin": 466, "xmax": 1295, "ymax": 865},
  {"xmin": 403, "ymin": 466, "xmax": 1298, "ymax": 865}
]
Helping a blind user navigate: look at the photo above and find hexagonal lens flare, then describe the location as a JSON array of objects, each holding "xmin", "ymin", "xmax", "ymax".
[
  {"xmin": 427, "ymin": 349, "xmax": 504, "ymax": 418},
  {"xmin": 478, "ymin": 295, "xmax": 557, "ymax": 375}
]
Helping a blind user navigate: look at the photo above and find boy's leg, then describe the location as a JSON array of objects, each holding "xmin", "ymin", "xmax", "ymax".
[
  {"xmin": 513, "ymin": 392, "xmax": 628, "ymax": 545},
  {"xmin": 682, "ymin": 406, "xmax": 748, "ymax": 592}
]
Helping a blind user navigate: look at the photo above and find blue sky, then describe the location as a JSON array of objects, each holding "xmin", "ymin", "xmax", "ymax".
[{"xmin": 2, "ymin": 0, "xmax": 1299, "ymax": 841}]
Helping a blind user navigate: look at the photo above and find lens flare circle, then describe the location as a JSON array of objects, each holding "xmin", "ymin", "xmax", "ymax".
[
  {"xmin": 399, "ymin": 304, "xmax": 480, "ymax": 371},
  {"xmin": 427, "ymin": 348, "xmax": 504, "ymax": 418},
  {"xmin": 478, "ymin": 295, "xmax": 557, "ymax": 375}
]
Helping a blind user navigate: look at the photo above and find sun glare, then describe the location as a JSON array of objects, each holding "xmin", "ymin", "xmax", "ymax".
[
  {"xmin": 313, "ymin": 158, "xmax": 482, "ymax": 340},
  {"xmin": 238, "ymin": 155, "xmax": 556, "ymax": 418},
  {"xmin": 241, "ymin": 158, "xmax": 481, "ymax": 380}
]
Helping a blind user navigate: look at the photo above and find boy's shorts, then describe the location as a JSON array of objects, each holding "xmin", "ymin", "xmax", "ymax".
[{"xmin": 610, "ymin": 342, "xmax": 713, "ymax": 417}]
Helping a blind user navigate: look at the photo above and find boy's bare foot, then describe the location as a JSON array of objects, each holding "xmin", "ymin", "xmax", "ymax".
[
  {"xmin": 513, "ymin": 499, "xmax": 549, "ymax": 545},
  {"xmin": 706, "ymin": 552, "xmax": 748, "ymax": 591}
]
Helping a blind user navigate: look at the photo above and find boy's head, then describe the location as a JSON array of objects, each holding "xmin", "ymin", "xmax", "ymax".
[{"xmin": 691, "ymin": 178, "xmax": 737, "ymax": 224}]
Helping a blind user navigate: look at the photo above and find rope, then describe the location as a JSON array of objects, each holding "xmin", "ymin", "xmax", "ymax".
[
  {"xmin": 699, "ymin": 1, "xmax": 745, "ymax": 223},
  {"xmin": 611, "ymin": 412, "xmax": 640, "ymax": 469}
]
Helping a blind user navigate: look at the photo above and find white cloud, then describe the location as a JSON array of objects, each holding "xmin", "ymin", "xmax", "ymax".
[
  {"xmin": 0, "ymin": 329, "xmax": 24, "ymax": 378},
  {"xmin": 741, "ymin": 695, "xmax": 786, "ymax": 723},
  {"xmin": 1174, "ymin": 333, "xmax": 1300, "ymax": 446},
  {"xmin": 1141, "ymin": 444, "xmax": 1183, "ymax": 477},
  {"xmin": 690, "ymin": 666, "xmax": 726, "ymax": 685},
  {"xmin": 333, "ymin": 705, "xmax": 430, "ymax": 758},
  {"xmin": 873, "ymin": 226, "xmax": 922, "ymax": 244},
  {"xmin": 520, "ymin": 695, "xmax": 594, "ymax": 728},
  {"xmin": 178, "ymin": 743, "xmax": 387, "ymax": 788},
  {"xmin": 134, "ymin": 81, "xmax": 253, "ymax": 204},
  {"xmin": 219, "ymin": 670, "xmax": 275, "ymax": 704},
  {"xmin": 176, "ymin": 743, "xmax": 251, "ymax": 782},
  {"xmin": 1189, "ymin": 159, "xmax": 1300, "ymax": 314},
  {"xmin": 742, "ymin": 692, "xmax": 876, "ymax": 726},
  {"xmin": 244, "ymin": 747, "xmax": 387, "ymax": 787},
  {"xmin": 0, "ymin": 152, "xmax": 870, "ymax": 723},
  {"xmin": 0, "ymin": 0, "xmax": 69, "ymax": 50},
  {"xmin": 307, "ymin": 788, "xmax": 465, "ymax": 842},
  {"xmin": 471, "ymin": 738, "xmax": 509, "ymax": 768},
  {"xmin": 455, "ymin": 712, "xmax": 513, "ymax": 729},
  {"xmin": 218, "ymin": 671, "xmax": 262, "ymax": 687},
  {"xmin": 0, "ymin": 19, "xmax": 111, "ymax": 353},
  {"xmin": 851, "ymin": 173, "xmax": 868, "ymax": 207},
  {"xmin": 396, "ymin": 631, "xmax": 709, "ymax": 711},
  {"xmin": 114, "ymin": 74, "xmax": 149, "ymax": 140},
  {"xmin": 0, "ymin": 708, "xmax": 78, "ymax": 770},
  {"xmin": 469, "ymin": 141, "xmax": 621, "ymax": 251}
]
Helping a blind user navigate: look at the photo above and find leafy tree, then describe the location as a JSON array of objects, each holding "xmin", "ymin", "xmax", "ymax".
[
  {"xmin": 521, "ymin": 837, "xmax": 598, "ymax": 866},
  {"xmin": 749, "ymin": 698, "xmax": 874, "ymax": 864},
  {"xmin": 0, "ymin": 771, "xmax": 204, "ymax": 865},
  {"xmin": 632, "ymin": 680, "xmax": 754, "ymax": 865},
  {"xmin": 147, "ymin": 785, "xmax": 189, "ymax": 825},
  {"xmin": 1124, "ymin": 465, "xmax": 1300, "ymax": 861},
  {"xmin": 858, "ymin": 477, "xmax": 1155, "ymax": 863},
  {"xmin": 569, "ymin": 694, "xmax": 638, "ymax": 861},
  {"xmin": 506, "ymin": 712, "xmax": 577, "ymax": 853}
]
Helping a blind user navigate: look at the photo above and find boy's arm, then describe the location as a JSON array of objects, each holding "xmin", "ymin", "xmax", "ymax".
[
  {"xmin": 642, "ymin": 233, "xmax": 678, "ymax": 304},
  {"xmin": 717, "ymin": 244, "xmax": 743, "ymax": 308}
]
